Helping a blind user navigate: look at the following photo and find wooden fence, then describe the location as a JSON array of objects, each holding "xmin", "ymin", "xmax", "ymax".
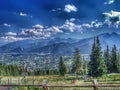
[
  {"xmin": 0, "ymin": 78, "xmax": 120, "ymax": 90},
  {"xmin": 1, "ymin": 84, "xmax": 120, "ymax": 90}
]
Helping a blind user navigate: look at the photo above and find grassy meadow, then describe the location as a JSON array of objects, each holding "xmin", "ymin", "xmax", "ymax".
[{"xmin": 0, "ymin": 74, "xmax": 120, "ymax": 90}]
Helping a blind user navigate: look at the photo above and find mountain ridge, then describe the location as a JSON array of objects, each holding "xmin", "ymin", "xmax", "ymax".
[{"xmin": 0, "ymin": 32, "xmax": 120, "ymax": 56}]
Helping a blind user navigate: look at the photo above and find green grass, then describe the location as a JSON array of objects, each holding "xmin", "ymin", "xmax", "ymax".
[{"xmin": 1, "ymin": 74, "xmax": 120, "ymax": 90}]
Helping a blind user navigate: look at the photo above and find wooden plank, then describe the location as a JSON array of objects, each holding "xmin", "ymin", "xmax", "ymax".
[{"xmin": 0, "ymin": 84, "xmax": 120, "ymax": 87}]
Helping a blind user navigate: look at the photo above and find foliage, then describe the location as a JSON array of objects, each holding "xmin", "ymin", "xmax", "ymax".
[
  {"xmin": 0, "ymin": 63, "xmax": 59, "ymax": 76},
  {"xmin": 110, "ymin": 45, "xmax": 120, "ymax": 73},
  {"xmin": 0, "ymin": 63, "xmax": 20, "ymax": 76},
  {"xmin": 59, "ymin": 56, "xmax": 68, "ymax": 76},
  {"xmin": 71, "ymin": 48, "xmax": 82, "ymax": 75},
  {"xmin": 104, "ymin": 45, "xmax": 111, "ymax": 73},
  {"xmin": 89, "ymin": 37, "xmax": 107, "ymax": 77},
  {"xmin": 82, "ymin": 60, "xmax": 88, "ymax": 75}
]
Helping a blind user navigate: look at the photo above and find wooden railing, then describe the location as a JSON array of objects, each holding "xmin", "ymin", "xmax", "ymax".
[
  {"xmin": 1, "ymin": 84, "xmax": 120, "ymax": 90},
  {"xmin": 0, "ymin": 78, "xmax": 120, "ymax": 90}
]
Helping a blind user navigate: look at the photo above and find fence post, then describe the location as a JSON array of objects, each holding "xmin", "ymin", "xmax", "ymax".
[
  {"xmin": 8, "ymin": 78, "xmax": 10, "ymax": 90},
  {"xmin": 33, "ymin": 79, "xmax": 34, "ymax": 85},
  {"xmin": 43, "ymin": 85, "xmax": 48, "ymax": 90},
  {"xmin": 0, "ymin": 77, "xmax": 1, "ymax": 84},
  {"xmin": 42, "ymin": 80, "xmax": 48, "ymax": 90},
  {"xmin": 93, "ymin": 79, "xmax": 98, "ymax": 90},
  {"xmin": 18, "ymin": 78, "xmax": 20, "ymax": 85},
  {"xmin": 72, "ymin": 79, "xmax": 77, "ymax": 84},
  {"xmin": 10, "ymin": 78, "xmax": 12, "ymax": 84},
  {"xmin": 8, "ymin": 78, "xmax": 10, "ymax": 85}
]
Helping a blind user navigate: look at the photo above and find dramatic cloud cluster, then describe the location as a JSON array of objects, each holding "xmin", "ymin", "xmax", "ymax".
[
  {"xmin": 0, "ymin": 24, "xmax": 63, "ymax": 42},
  {"xmin": 103, "ymin": 10, "xmax": 120, "ymax": 28},
  {"xmin": 0, "ymin": 19, "xmax": 103, "ymax": 42},
  {"xmin": 59, "ymin": 20, "xmax": 78, "ymax": 32},
  {"xmin": 1, "ymin": 36, "xmax": 26, "ymax": 42},
  {"xmin": 104, "ymin": 0, "xmax": 115, "ymax": 5},
  {"xmin": 81, "ymin": 21, "xmax": 103, "ymax": 29},
  {"xmin": 59, "ymin": 19, "xmax": 103, "ymax": 33},
  {"xmin": 20, "ymin": 24, "xmax": 63, "ymax": 39},
  {"xmin": 2, "ymin": 32, "xmax": 25, "ymax": 42},
  {"xmin": 64, "ymin": 4, "xmax": 77, "ymax": 13}
]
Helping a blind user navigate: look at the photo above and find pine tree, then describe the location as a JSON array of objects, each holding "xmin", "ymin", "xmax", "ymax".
[
  {"xmin": 104, "ymin": 45, "xmax": 111, "ymax": 73},
  {"xmin": 117, "ymin": 52, "xmax": 120, "ymax": 72},
  {"xmin": 71, "ymin": 48, "xmax": 82, "ymax": 75},
  {"xmin": 110, "ymin": 45, "xmax": 120, "ymax": 73},
  {"xmin": 89, "ymin": 37, "xmax": 97, "ymax": 76},
  {"xmin": 59, "ymin": 56, "xmax": 67, "ymax": 76},
  {"xmin": 89, "ymin": 37, "xmax": 107, "ymax": 77},
  {"xmin": 83, "ymin": 60, "xmax": 88, "ymax": 75}
]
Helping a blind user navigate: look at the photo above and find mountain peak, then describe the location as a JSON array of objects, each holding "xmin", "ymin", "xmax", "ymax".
[{"xmin": 0, "ymin": 32, "xmax": 120, "ymax": 55}]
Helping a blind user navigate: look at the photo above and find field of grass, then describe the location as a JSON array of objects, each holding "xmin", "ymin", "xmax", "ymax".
[
  {"xmin": 0, "ymin": 74, "xmax": 120, "ymax": 90},
  {"xmin": 1, "ymin": 74, "xmax": 120, "ymax": 85},
  {"xmin": 0, "ymin": 75, "xmax": 88, "ymax": 85}
]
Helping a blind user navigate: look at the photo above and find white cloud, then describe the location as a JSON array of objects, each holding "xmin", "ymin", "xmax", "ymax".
[
  {"xmin": 64, "ymin": 4, "xmax": 77, "ymax": 13},
  {"xmin": 80, "ymin": 21, "xmax": 103, "ymax": 29},
  {"xmin": 0, "ymin": 19, "xmax": 104, "ymax": 42},
  {"xmin": 103, "ymin": 10, "xmax": 120, "ymax": 28},
  {"xmin": 3, "ymin": 23, "xmax": 11, "ymax": 27},
  {"xmin": 103, "ymin": 10, "xmax": 120, "ymax": 17},
  {"xmin": 48, "ymin": 26, "xmax": 63, "ymax": 33},
  {"xmin": 1, "ymin": 32, "xmax": 24, "ymax": 42},
  {"xmin": 69, "ymin": 18, "xmax": 76, "ymax": 22},
  {"xmin": 1, "ymin": 36, "xmax": 25, "ymax": 42},
  {"xmin": 32, "ymin": 24, "xmax": 44, "ymax": 29},
  {"xmin": 94, "ymin": 22, "xmax": 103, "ymax": 28},
  {"xmin": 60, "ymin": 20, "xmax": 80, "ymax": 32},
  {"xmin": 20, "ymin": 24, "xmax": 63, "ymax": 39},
  {"xmin": 5, "ymin": 32, "xmax": 17, "ymax": 36},
  {"xmin": 50, "ymin": 8, "xmax": 62, "ymax": 13},
  {"xmin": 20, "ymin": 12, "xmax": 27, "ymax": 16},
  {"xmin": 104, "ymin": 0, "xmax": 115, "ymax": 5},
  {"xmin": 59, "ymin": 19, "xmax": 103, "ymax": 33},
  {"xmin": 20, "ymin": 29, "xmax": 43, "ymax": 37},
  {"xmin": 81, "ymin": 24, "xmax": 93, "ymax": 28},
  {"xmin": 14, "ymin": 12, "xmax": 32, "ymax": 17}
]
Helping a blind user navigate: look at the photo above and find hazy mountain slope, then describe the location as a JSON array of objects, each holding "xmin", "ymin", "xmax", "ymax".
[{"xmin": 0, "ymin": 32, "xmax": 120, "ymax": 56}]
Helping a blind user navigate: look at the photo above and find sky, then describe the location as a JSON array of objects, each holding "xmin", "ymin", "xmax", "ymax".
[{"xmin": 0, "ymin": 0, "xmax": 120, "ymax": 45}]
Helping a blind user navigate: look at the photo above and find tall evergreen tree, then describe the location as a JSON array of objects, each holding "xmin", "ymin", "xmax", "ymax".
[
  {"xmin": 83, "ymin": 60, "xmax": 88, "ymax": 75},
  {"xmin": 59, "ymin": 56, "xmax": 67, "ymax": 76},
  {"xmin": 104, "ymin": 45, "xmax": 111, "ymax": 73},
  {"xmin": 71, "ymin": 48, "xmax": 82, "ymax": 75},
  {"xmin": 117, "ymin": 52, "xmax": 120, "ymax": 73},
  {"xmin": 89, "ymin": 37, "xmax": 107, "ymax": 77},
  {"xmin": 110, "ymin": 45, "xmax": 120, "ymax": 73},
  {"xmin": 89, "ymin": 37, "xmax": 97, "ymax": 76}
]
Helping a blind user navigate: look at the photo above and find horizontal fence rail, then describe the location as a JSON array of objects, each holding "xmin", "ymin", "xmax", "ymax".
[
  {"xmin": 0, "ymin": 78, "xmax": 120, "ymax": 90},
  {"xmin": 1, "ymin": 84, "xmax": 120, "ymax": 90}
]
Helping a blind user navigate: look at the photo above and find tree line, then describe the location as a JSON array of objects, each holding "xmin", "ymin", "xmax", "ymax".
[
  {"xmin": 0, "ymin": 63, "xmax": 58, "ymax": 76},
  {"xmin": 0, "ymin": 36, "xmax": 120, "ymax": 77},
  {"xmin": 0, "ymin": 64, "xmax": 20, "ymax": 76},
  {"xmin": 89, "ymin": 37, "xmax": 120, "ymax": 77},
  {"xmin": 59, "ymin": 48, "xmax": 88, "ymax": 76},
  {"xmin": 59, "ymin": 36, "xmax": 120, "ymax": 77}
]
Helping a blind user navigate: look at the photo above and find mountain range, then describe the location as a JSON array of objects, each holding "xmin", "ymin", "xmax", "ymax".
[{"xmin": 0, "ymin": 32, "xmax": 120, "ymax": 56}]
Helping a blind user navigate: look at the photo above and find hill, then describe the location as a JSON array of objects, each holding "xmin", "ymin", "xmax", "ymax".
[{"xmin": 0, "ymin": 32, "xmax": 120, "ymax": 56}]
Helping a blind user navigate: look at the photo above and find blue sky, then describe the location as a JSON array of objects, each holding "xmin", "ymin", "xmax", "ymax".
[{"xmin": 0, "ymin": 0, "xmax": 120, "ymax": 45}]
